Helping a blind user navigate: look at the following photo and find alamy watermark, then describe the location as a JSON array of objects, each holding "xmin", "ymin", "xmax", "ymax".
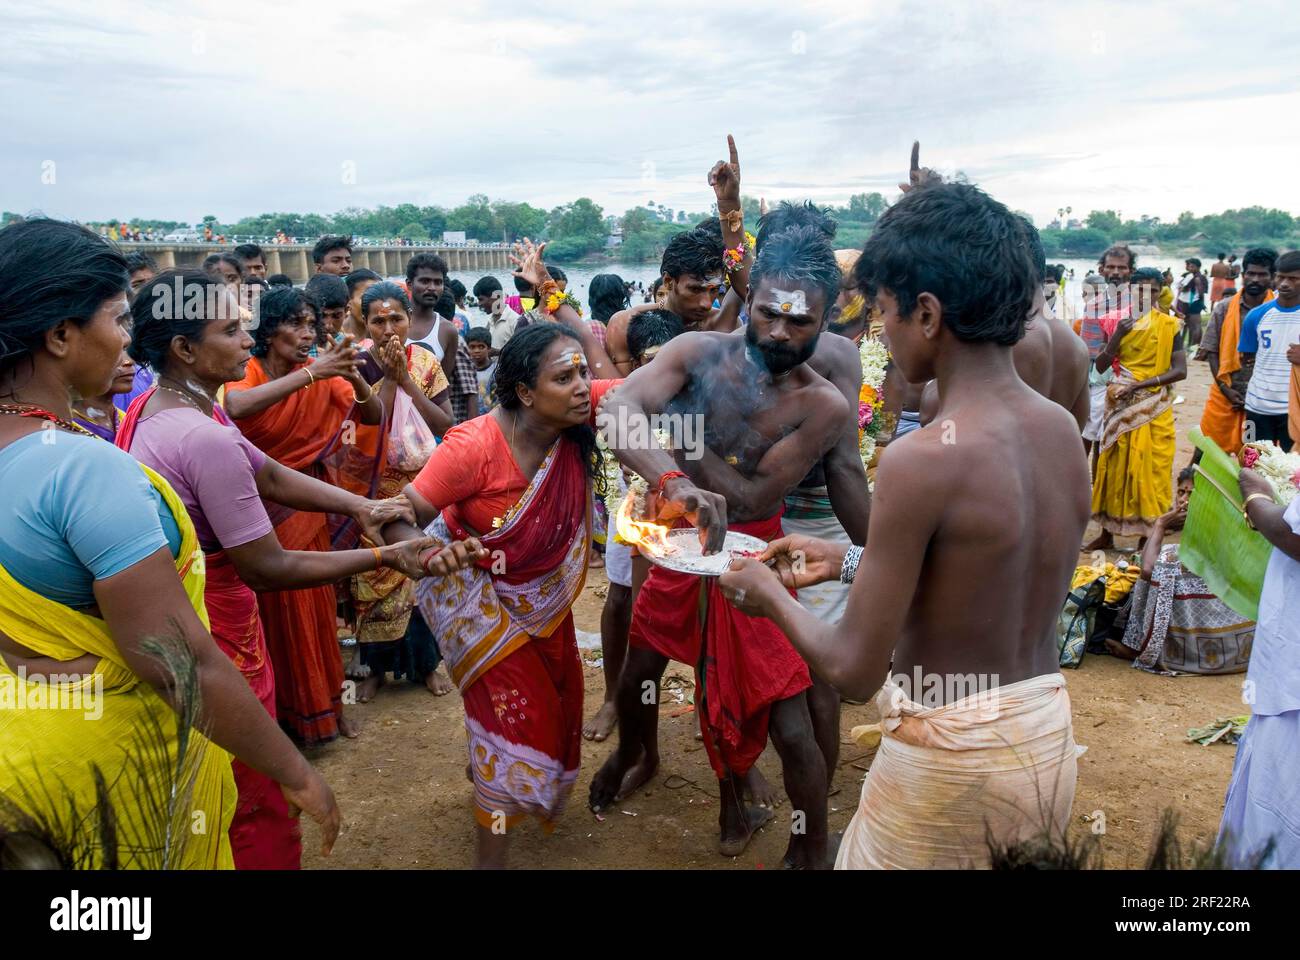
[
  {"xmin": 0, "ymin": 666, "xmax": 103, "ymax": 720},
  {"xmin": 596, "ymin": 407, "xmax": 705, "ymax": 461}
]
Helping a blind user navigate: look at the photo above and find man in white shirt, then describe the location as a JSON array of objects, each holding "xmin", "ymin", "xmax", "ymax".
[
  {"xmin": 472, "ymin": 275, "xmax": 521, "ymax": 350},
  {"xmin": 1240, "ymin": 250, "xmax": 1300, "ymax": 452}
]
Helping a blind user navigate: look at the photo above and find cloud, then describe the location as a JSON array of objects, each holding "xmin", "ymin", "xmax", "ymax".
[{"xmin": 3, "ymin": 0, "xmax": 1297, "ymax": 228}]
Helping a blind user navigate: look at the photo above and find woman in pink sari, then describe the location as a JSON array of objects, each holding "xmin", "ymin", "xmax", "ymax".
[{"xmin": 389, "ymin": 321, "xmax": 616, "ymax": 868}]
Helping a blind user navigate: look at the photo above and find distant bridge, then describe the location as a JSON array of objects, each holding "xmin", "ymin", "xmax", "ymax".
[{"xmin": 116, "ymin": 241, "xmax": 512, "ymax": 283}]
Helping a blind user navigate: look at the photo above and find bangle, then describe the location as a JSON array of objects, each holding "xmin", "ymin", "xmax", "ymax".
[
  {"xmin": 654, "ymin": 469, "xmax": 688, "ymax": 498},
  {"xmin": 1243, "ymin": 492, "xmax": 1275, "ymax": 529},
  {"xmin": 370, "ymin": 546, "xmax": 384, "ymax": 570},
  {"xmin": 840, "ymin": 545, "xmax": 863, "ymax": 584},
  {"xmin": 303, "ymin": 366, "xmax": 316, "ymax": 387},
  {"xmin": 353, "ymin": 379, "xmax": 373, "ymax": 403}
]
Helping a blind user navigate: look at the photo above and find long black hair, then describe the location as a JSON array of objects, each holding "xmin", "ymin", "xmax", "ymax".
[
  {"xmin": 0, "ymin": 218, "xmax": 129, "ymax": 385},
  {"xmin": 588, "ymin": 273, "xmax": 629, "ymax": 324},
  {"xmin": 493, "ymin": 322, "xmax": 604, "ymax": 491},
  {"xmin": 129, "ymin": 270, "xmax": 233, "ymax": 373}
]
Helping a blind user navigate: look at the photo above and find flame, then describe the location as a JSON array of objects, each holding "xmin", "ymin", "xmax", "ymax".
[{"xmin": 615, "ymin": 490, "xmax": 673, "ymax": 556}]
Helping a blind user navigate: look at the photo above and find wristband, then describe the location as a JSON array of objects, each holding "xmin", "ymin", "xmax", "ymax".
[
  {"xmin": 840, "ymin": 545, "xmax": 863, "ymax": 584},
  {"xmin": 721, "ymin": 208, "xmax": 743, "ymax": 232},
  {"xmin": 655, "ymin": 469, "xmax": 688, "ymax": 498}
]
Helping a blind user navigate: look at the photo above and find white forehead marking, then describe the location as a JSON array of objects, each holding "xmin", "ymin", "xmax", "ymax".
[
  {"xmin": 551, "ymin": 350, "xmax": 587, "ymax": 368},
  {"xmin": 770, "ymin": 289, "xmax": 808, "ymax": 314},
  {"xmin": 702, "ymin": 273, "xmax": 723, "ymax": 287}
]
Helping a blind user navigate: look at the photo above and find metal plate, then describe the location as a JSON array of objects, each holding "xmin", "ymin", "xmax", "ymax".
[{"xmin": 641, "ymin": 528, "xmax": 768, "ymax": 577}]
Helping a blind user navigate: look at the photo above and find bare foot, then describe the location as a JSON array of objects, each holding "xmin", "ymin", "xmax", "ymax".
[
  {"xmin": 589, "ymin": 551, "xmax": 605, "ymax": 569},
  {"xmin": 338, "ymin": 711, "xmax": 361, "ymax": 739},
  {"xmin": 616, "ymin": 753, "xmax": 657, "ymax": 801},
  {"xmin": 1104, "ymin": 637, "xmax": 1138, "ymax": 661},
  {"xmin": 425, "ymin": 666, "xmax": 454, "ymax": 696},
  {"xmin": 582, "ymin": 701, "xmax": 618, "ymax": 741},
  {"xmin": 718, "ymin": 804, "xmax": 775, "ymax": 857},
  {"xmin": 742, "ymin": 766, "xmax": 778, "ymax": 808},
  {"xmin": 1082, "ymin": 531, "xmax": 1113, "ymax": 552},
  {"xmin": 356, "ymin": 674, "xmax": 383, "ymax": 703}
]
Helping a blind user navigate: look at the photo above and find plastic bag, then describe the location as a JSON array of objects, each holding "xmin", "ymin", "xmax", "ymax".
[{"xmin": 387, "ymin": 389, "xmax": 438, "ymax": 472}]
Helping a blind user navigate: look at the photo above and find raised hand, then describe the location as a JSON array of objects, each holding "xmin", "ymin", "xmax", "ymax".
[
  {"xmin": 898, "ymin": 141, "xmax": 941, "ymax": 193},
  {"xmin": 510, "ymin": 237, "xmax": 553, "ymax": 290},
  {"xmin": 378, "ymin": 336, "xmax": 406, "ymax": 381},
  {"xmin": 311, "ymin": 333, "xmax": 360, "ymax": 380},
  {"xmin": 708, "ymin": 134, "xmax": 742, "ymax": 210}
]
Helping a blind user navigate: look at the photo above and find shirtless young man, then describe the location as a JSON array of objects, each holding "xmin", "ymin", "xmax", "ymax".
[
  {"xmin": 720, "ymin": 181, "xmax": 1090, "ymax": 869},
  {"xmin": 590, "ymin": 225, "xmax": 850, "ymax": 868},
  {"xmin": 602, "ymin": 138, "xmax": 749, "ymax": 374}
]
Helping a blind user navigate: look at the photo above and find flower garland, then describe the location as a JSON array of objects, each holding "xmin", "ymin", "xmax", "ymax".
[
  {"xmin": 1240, "ymin": 441, "xmax": 1300, "ymax": 506},
  {"xmin": 857, "ymin": 336, "xmax": 890, "ymax": 473},
  {"xmin": 545, "ymin": 290, "xmax": 583, "ymax": 316}
]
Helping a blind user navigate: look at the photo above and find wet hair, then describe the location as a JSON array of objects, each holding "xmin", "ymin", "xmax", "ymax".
[
  {"xmin": 305, "ymin": 273, "xmax": 349, "ymax": 311},
  {"xmin": 660, "ymin": 226, "xmax": 724, "ymax": 280},
  {"xmin": 856, "ymin": 181, "xmax": 1035, "ymax": 346},
  {"xmin": 128, "ymin": 269, "xmax": 232, "ymax": 373},
  {"xmin": 1185, "ymin": 257, "xmax": 1202, "ymax": 270},
  {"xmin": 448, "ymin": 278, "xmax": 467, "ymax": 301},
  {"xmin": 0, "ymin": 218, "xmax": 130, "ymax": 375},
  {"xmin": 627, "ymin": 308, "xmax": 684, "ymax": 361},
  {"xmin": 125, "ymin": 251, "xmax": 158, "ymax": 274},
  {"xmin": 251, "ymin": 286, "xmax": 322, "ymax": 357},
  {"xmin": 266, "ymin": 273, "xmax": 293, "ymax": 288},
  {"xmin": 465, "ymin": 327, "xmax": 493, "ymax": 347},
  {"xmin": 756, "ymin": 200, "xmax": 837, "ymax": 252},
  {"xmin": 1016, "ymin": 216, "xmax": 1047, "ymax": 281},
  {"xmin": 434, "ymin": 291, "xmax": 456, "ymax": 321},
  {"xmin": 750, "ymin": 225, "xmax": 841, "ymax": 320},
  {"xmin": 1241, "ymin": 247, "xmax": 1278, "ymax": 274},
  {"xmin": 472, "ymin": 275, "xmax": 502, "ymax": 298},
  {"xmin": 405, "ymin": 252, "xmax": 449, "ymax": 284},
  {"xmin": 493, "ymin": 321, "xmax": 603, "ymax": 489},
  {"xmin": 1099, "ymin": 243, "xmax": 1136, "ymax": 269},
  {"xmin": 359, "ymin": 280, "xmax": 412, "ymax": 319},
  {"xmin": 588, "ymin": 273, "xmax": 629, "ymax": 324},
  {"xmin": 202, "ymin": 252, "xmax": 244, "ymax": 278},
  {"xmin": 311, "ymin": 234, "xmax": 352, "ymax": 264},
  {"xmin": 545, "ymin": 264, "xmax": 567, "ymax": 284},
  {"xmin": 1275, "ymin": 250, "xmax": 1300, "ymax": 274},
  {"xmin": 345, "ymin": 268, "xmax": 382, "ymax": 294},
  {"xmin": 233, "ymin": 243, "xmax": 265, "ymax": 262}
]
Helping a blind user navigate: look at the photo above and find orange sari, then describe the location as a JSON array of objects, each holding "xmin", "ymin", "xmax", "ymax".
[
  {"xmin": 227, "ymin": 357, "xmax": 358, "ymax": 744},
  {"xmin": 1200, "ymin": 292, "xmax": 1272, "ymax": 455}
]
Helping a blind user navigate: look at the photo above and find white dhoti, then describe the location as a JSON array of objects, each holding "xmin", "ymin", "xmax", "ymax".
[
  {"xmin": 783, "ymin": 486, "xmax": 852, "ymax": 624},
  {"xmin": 836, "ymin": 672, "xmax": 1079, "ymax": 869}
]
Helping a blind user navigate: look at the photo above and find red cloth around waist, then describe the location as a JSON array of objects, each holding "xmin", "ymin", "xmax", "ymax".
[{"xmin": 628, "ymin": 513, "xmax": 811, "ymax": 777}]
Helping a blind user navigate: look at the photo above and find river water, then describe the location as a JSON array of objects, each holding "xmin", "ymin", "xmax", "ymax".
[{"xmin": 444, "ymin": 256, "xmax": 1179, "ymax": 326}]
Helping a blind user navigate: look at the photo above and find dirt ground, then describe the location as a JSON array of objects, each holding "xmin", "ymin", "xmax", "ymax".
[{"xmin": 303, "ymin": 352, "xmax": 1248, "ymax": 870}]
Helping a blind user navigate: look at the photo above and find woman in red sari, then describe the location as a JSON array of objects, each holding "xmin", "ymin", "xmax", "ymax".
[
  {"xmin": 390, "ymin": 321, "xmax": 615, "ymax": 868},
  {"xmin": 118, "ymin": 271, "xmax": 441, "ymax": 867},
  {"xmin": 225, "ymin": 287, "xmax": 384, "ymax": 742}
]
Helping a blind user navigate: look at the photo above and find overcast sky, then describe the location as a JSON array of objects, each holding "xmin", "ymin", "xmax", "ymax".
[{"xmin": 4, "ymin": 0, "xmax": 1299, "ymax": 228}]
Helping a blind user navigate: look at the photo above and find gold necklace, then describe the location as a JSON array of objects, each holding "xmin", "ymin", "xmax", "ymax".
[{"xmin": 156, "ymin": 380, "xmax": 213, "ymax": 414}]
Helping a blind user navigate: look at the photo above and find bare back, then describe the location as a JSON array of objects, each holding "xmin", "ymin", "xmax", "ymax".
[
  {"xmin": 1015, "ymin": 311, "xmax": 1090, "ymax": 431},
  {"xmin": 875, "ymin": 376, "xmax": 1090, "ymax": 691}
]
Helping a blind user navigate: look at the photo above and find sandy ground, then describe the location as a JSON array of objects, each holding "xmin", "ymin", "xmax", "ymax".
[{"xmin": 302, "ymin": 350, "xmax": 1248, "ymax": 870}]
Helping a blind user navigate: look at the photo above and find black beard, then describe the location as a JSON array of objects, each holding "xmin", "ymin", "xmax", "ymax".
[
  {"xmin": 745, "ymin": 323, "xmax": 819, "ymax": 375},
  {"xmin": 1244, "ymin": 282, "xmax": 1267, "ymax": 297}
]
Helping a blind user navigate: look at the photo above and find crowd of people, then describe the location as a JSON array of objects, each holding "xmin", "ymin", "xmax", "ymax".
[{"xmin": 1, "ymin": 139, "xmax": 1297, "ymax": 872}]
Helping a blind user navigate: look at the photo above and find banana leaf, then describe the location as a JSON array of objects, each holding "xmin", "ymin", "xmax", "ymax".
[{"xmin": 1179, "ymin": 429, "xmax": 1271, "ymax": 620}]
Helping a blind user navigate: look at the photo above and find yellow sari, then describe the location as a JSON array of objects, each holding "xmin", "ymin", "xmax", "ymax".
[
  {"xmin": 1091, "ymin": 310, "xmax": 1181, "ymax": 537},
  {"xmin": 0, "ymin": 464, "xmax": 236, "ymax": 869}
]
